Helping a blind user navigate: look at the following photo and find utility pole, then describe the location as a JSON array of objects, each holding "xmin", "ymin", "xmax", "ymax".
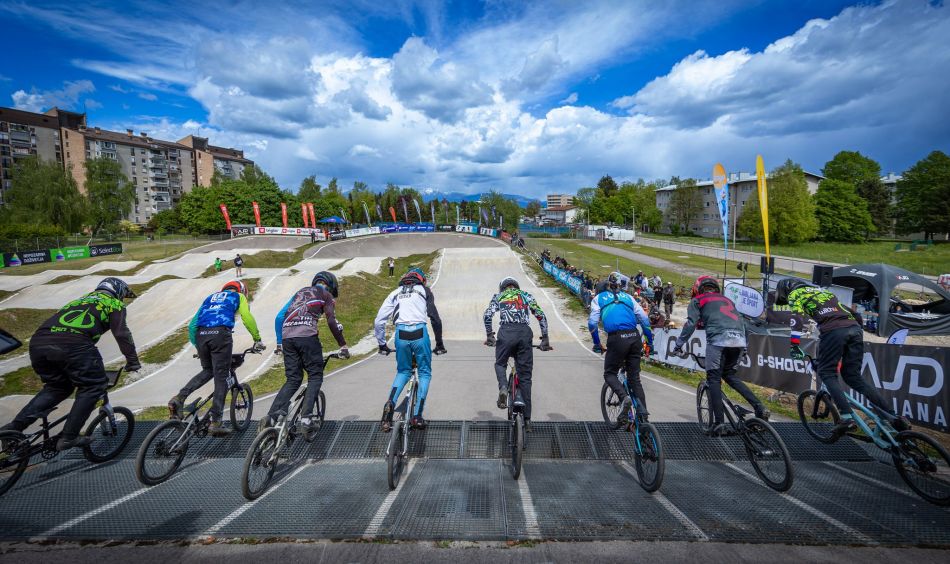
[{"xmin": 631, "ymin": 205, "xmax": 636, "ymax": 241}]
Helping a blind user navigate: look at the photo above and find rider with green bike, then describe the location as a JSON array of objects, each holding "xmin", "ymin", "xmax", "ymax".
[
  {"xmin": 672, "ymin": 276, "xmax": 770, "ymax": 436},
  {"xmin": 376, "ymin": 267, "xmax": 446, "ymax": 431},
  {"xmin": 775, "ymin": 278, "xmax": 909, "ymax": 435}
]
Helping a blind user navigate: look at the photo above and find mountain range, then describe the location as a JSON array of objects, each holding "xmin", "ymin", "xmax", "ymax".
[{"xmin": 419, "ymin": 190, "xmax": 541, "ymax": 207}]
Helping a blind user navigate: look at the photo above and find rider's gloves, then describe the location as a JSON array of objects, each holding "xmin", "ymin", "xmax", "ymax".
[
  {"xmin": 274, "ymin": 344, "xmax": 282, "ymax": 356},
  {"xmin": 378, "ymin": 344, "xmax": 394, "ymax": 355},
  {"xmin": 339, "ymin": 347, "xmax": 351, "ymax": 360},
  {"xmin": 125, "ymin": 361, "xmax": 142, "ymax": 372},
  {"xmin": 434, "ymin": 343, "xmax": 447, "ymax": 355},
  {"xmin": 252, "ymin": 341, "xmax": 266, "ymax": 353},
  {"xmin": 790, "ymin": 345, "xmax": 805, "ymax": 360},
  {"xmin": 592, "ymin": 344, "xmax": 604, "ymax": 354},
  {"xmin": 484, "ymin": 332, "xmax": 496, "ymax": 347},
  {"xmin": 539, "ymin": 335, "xmax": 553, "ymax": 351}
]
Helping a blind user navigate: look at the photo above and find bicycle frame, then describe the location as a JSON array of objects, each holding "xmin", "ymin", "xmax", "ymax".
[{"xmin": 615, "ymin": 370, "xmax": 650, "ymax": 453}]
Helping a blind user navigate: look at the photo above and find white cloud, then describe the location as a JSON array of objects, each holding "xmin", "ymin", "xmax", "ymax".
[
  {"xmin": 138, "ymin": 92, "xmax": 157, "ymax": 101},
  {"xmin": 11, "ymin": 79, "xmax": 96, "ymax": 112},
  {"xmin": 348, "ymin": 144, "xmax": 381, "ymax": 158},
  {"xmin": 561, "ymin": 92, "xmax": 578, "ymax": 105},
  {"xmin": 84, "ymin": 99, "xmax": 103, "ymax": 110}
]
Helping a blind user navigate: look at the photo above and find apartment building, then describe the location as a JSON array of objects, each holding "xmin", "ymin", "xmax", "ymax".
[
  {"xmin": 0, "ymin": 107, "xmax": 85, "ymax": 204},
  {"xmin": 178, "ymin": 135, "xmax": 252, "ymax": 187},
  {"xmin": 655, "ymin": 171, "xmax": 823, "ymax": 237},
  {"xmin": 63, "ymin": 126, "xmax": 196, "ymax": 224},
  {"xmin": 546, "ymin": 193, "xmax": 574, "ymax": 209}
]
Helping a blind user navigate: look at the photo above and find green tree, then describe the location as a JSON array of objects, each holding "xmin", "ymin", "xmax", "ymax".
[
  {"xmin": 348, "ymin": 182, "xmax": 376, "ymax": 224},
  {"xmin": 327, "ymin": 177, "xmax": 340, "ymax": 194},
  {"xmin": 574, "ymin": 187, "xmax": 596, "ymax": 223},
  {"xmin": 597, "ymin": 175, "xmax": 619, "ymax": 197},
  {"xmin": 298, "ymin": 175, "xmax": 322, "ymax": 201},
  {"xmin": 895, "ymin": 150, "xmax": 950, "ymax": 241},
  {"xmin": 666, "ymin": 179, "xmax": 702, "ymax": 234},
  {"xmin": 148, "ymin": 208, "xmax": 184, "ymax": 233},
  {"xmin": 1, "ymin": 156, "xmax": 86, "ymax": 232},
  {"xmin": 85, "ymin": 157, "xmax": 135, "ymax": 234},
  {"xmin": 822, "ymin": 151, "xmax": 890, "ymax": 235},
  {"xmin": 480, "ymin": 190, "xmax": 521, "ymax": 231},
  {"xmin": 738, "ymin": 160, "xmax": 818, "ymax": 244},
  {"xmin": 813, "ymin": 179, "xmax": 874, "ymax": 242},
  {"xmin": 525, "ymin": 200, "xmax": 542, "ymax": 219}
]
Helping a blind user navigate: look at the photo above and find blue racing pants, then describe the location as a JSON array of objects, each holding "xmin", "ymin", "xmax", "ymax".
[{"xmin": 389, "ymin": 323, "xmax": 432, "ymax": 416}]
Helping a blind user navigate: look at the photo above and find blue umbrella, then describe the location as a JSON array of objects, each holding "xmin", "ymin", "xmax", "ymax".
[{"xmin": 318, "ymin": 216, "xmax": 348, "ymax": 224}]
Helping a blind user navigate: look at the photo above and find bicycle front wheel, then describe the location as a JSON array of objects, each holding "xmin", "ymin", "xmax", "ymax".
[
  {"xmin": 83, "ymin": 406, "xmax": 135, "ymax": 463},
  {"xmin": 600, "ymin": 383, "xmax": 623, "ymax": 430},
  {"xmin": 633, "ymin": 421, "xmax": 665, "ymax": 492},
  {"xmin": 797, "ymin": 390, "xmax": 841, "ymax": 444},
  {"xmin": 510, "ymin": 415, "xmax": 525, "ymax": 480},
  {"xmin": 0, "ymin": 430, "xmax": 30, "ymax": 497},
  {"xmin": 387, "ymin": 420, "xmax": 405, "ymax": 490},
  {"xmin": 316, "ymin": 390, "xmax": 326, "ymax": 422},
  {"xmin": 135, "ymin": 420, "xmax": 189, "ymax": 486},
  {"xmin": 230, "ymin": 384, "xmax": 254, "ymax": 432},
  {"xmin": 892, "ymin": 431, "xmax": 950, "ymax": 506},
  {"xmin": 242, "ymin": 427, "xmax": 279, "ymax": 500},
  {"xmin": 744, "ymin": 417, "xmax": 793, "ymax": 492},
  {"xmin": 696, "ymin": 381, "xmax": 713, "ymax": 433}
]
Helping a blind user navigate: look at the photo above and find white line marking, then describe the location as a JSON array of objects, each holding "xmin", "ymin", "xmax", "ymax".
[
  {"xmin": 33, "ymin": 459, "xmax": 210, "ymax": 539},
  {"xmin": 516, "ymin": 466, "xmax": 541, "ymax": 538},
  {"xmin": 619, "ymin": 462, "xmax": 708, "ymax": 541},
  {"xmin": 204, "ymin": 461, "xmax": 313, "ymax": 535},
  {"xmin": 363, "ymin": 459, "xmax": 418, "ymax": 537},
  {"xmin": 823, "ymin": 462, "xmax": 918, "ymax": 500},
  {"xmin": 723, "ymin": 462, "xmax": 876, "ymax": 545}
]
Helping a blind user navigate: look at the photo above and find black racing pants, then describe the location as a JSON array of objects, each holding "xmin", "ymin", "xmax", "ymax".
[
  {"xmin": 705, "ymin": 344, "xmax": 761, "ymax": 423},
  {"xmin": 494, "ymin": 324, "xmax": 534, "ymax": 420},
  {"xmin": 663, "ymin": 300, "xmax": 674, "ymax": 318},
  {"xmin": 269, "ymin": 337, "xmax": 325, "ymax": 420},
  {"xmin": 9, "ymin": 341, "xmax": 108, "ymax": 440},
  {"xmin": 817, "ymin": 325, "xmax": 892, "ymax": 416},
  {"xmin": 604, "ymin": 331, "xmax": 647, "ymax": 413},
  {"xmin": 178, "ymin": 327, "xmax": 233, "ymax": 421}
]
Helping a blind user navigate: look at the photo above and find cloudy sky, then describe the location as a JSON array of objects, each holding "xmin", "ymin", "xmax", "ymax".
[{"xmin": 2, "ymin": 0, "xmax": 949, "ymax": 196}]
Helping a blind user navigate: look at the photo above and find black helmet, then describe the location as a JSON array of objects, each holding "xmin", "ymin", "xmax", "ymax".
[
  {"xmin": 607, "ymin": 272, "xmax": 623, "ymax": 292},
  {"xmin": 774, "ymin": 278, "xmax": 807, "ymax": 306},
  {"xmin": 499, "ymin": 277, "xmax": 520, "ymax": 292},
  {"xmin": 312, "ymin": 271, "xmax": 339, "ymax": 298},
  {"xmin": 96, "ymin": 277, "xmax": 135, "ymax": 300}
]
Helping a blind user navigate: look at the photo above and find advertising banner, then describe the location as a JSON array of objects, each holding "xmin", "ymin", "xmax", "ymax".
[
  {"xmin": 479, "ymin": 227, "xmax": 498, "ymax": 237},
  {"xmin": 242, "ymin": 226, "xmax": 326, "ymax": 239},
  {"xmin": 723, "ymin": 281, "xmax": 765, "ymax": 318},
  {"xmin": 231, "ymin": 225, "xmax": 255, "ymax": 237},
  {"xmin": 3, "ymin": 249, "xmax": 50, "ymax": 267},
  {"xmin": 413, "ymin": 199, "xmax": 422, "ymax": 223},
  {"xmin": 713, "ymin": 163, "xmax": 729, "ymax": 255},
  {"xmin": 60, "ymin": 246, "xmax": 90, "ymax": 260},
  {"xmin": 542, "ymin": 259, "xmax": 583, "ymax": 295},
  {"xmin": 252, "ymin": 201, "xmax": 262, "ymax": 228},
  {"xmin": 308, "ymin": 203, "xmax": 317, "ymax": 228},
  {"xmin": 376, "ymin": 204, "xmax": 383, "ymax": 222},
  {"xmin": 755, "ymin": 155, "xmax": 771, "ymax": 261},
  {"xmin": 89, "ymin": 243, "xmax": 123, "ymax": 257},
  {"xmin": 219, "ymin": 204, "xmax": 232, "ymax": 230},
  {"xmin": 438, "ymin": 224, "xmax": 456, "ymax": 232},
  {"xmin": 456, "ymin": 225, "xmax": 476, "ymax": 234},
  {"xmin": 501, "ymin": 231, "xmax": 512, "ymax": 243},
  {"xmin": 302, "ymin": 203, "xmax": 310, "ymax": 228},
  {"xmin": 389, "ymin": 206, "xmax": 397, "ymax": 223},
  {"xmin": 280, "ymin": 202, "xmax": 288, "ymax": 228},
  {"xmin": 344, "ymin": 226, "xmax": 381, "ymax": 238}
]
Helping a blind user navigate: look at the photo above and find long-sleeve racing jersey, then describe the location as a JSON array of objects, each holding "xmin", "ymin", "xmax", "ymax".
[
  {"xmin": 483, "ymin": 288, "xmax": 549, "ymax": 337},
  {"xmin": 374, "ymin": 282, "xmax": 444, "ymax": 347},
  {"xmin": 189, "ymin": 290, "xmax": 261, "ymax": 345},
  {"xmin": 786, "ymin": 286, "xmax": 858, "ymax": 345},
  {"xmin": 588, "ymin": 290, "xmax": 653, "ymax": 348},
  {"xmin": 676, "ymin": 292, "xmax": 747, "ymax": 348},
  {"xmin": 275, "ymin": 285, "xmax": 346, "ymax": 347},
  {"xmin": 31, "ymin": 291, "xmax": 139, "ymax": 365}
]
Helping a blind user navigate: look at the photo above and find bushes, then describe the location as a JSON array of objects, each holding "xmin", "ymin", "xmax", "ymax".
[{"xmin": 0, "ymin": 223, "xmax": 69, "ymax": 252}]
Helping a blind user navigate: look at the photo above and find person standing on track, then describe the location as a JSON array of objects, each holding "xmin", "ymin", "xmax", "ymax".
[
  {"xmin": 388, "ymin": 258, "xmax": 395, "ymax": 277},
  {"xmin": 588, "ymin": 273, "xmax": 655, "ymax": 424},
  {"xmin": 662, "ymin": 281, "xmax": 675, "ymax": 319},
  {"xmin": 234, "ymin": 254, "xmax": 244, "ymax": 278},
  {"xmin": 376, "ymin": 267, "xmax": 446, "ymax": 431},
  {"xmin": 1, "ymin": 278, "xmax": 140, "ymax": 451},
  {"xmin": 264, "ymin": 271, "xmax": 350, "ymax": 436},
  {"xmin": 775, "ymin": 278, "xmax": 909, "ymax": 435},
  {"xmin": 672, "ymin": 276, "xmax": 769, "ymax": 436},
  {"xmin": 484, "ymin": 277, "xmax": 552, "ymax": 432},
  {"xmin": 167, "ymin": 280, "xmax": 264, "ymax": 436}
]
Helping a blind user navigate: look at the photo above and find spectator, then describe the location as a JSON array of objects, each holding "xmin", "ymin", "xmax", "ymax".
[
  {"xmin": 234, "ymin": 254, "xmax": 244, "ymax": 278},
  {"xmin": 650, "ymin": 273, "xmax": 662, "ymax": 307},
  {"xmin": 310, "ymin": 230, "xmax": 316, "ymax": 244},
  {"xmin": 214, "ymin": 257, "xmax": 222, "ymax": 273},
  {"xmin": 388, "ymin": 258, "xmax": 395, "ymax": 277},
  {"xmin": 634, "ymin": 270, "xmax": 647, "ymax": 290},
  {"xmin": 662, "ymin": 281, "xmax": 675, "ymax": 318}
]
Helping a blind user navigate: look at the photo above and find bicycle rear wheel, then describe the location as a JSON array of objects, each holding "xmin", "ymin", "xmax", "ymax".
[
  {"xmin": 230, "ymin": 384, "xmax": 254, "ymax": 432},
  {"xmin": 387, "ymin": 420, "xmax": 405, "ymax": 490},
  {"xmin": 797, "ymin": 390, "xmax": 841, "ymax": 444},
  {"xmin": 743, "ymin": 417, "xmax": 793, "ymax": 492},
  {"xmin": 600, "ymin": 383, "xmax": 623, "ymax": 430},
  {"xmin": 83, "ymin": 406, "xmax": 135, "ymax": 463},
  {"xmin": 696, "ymin": 381, "xmax": 713, "ymax": 433},
  {"xmin": 0, "ymin": 431, "xmax": 30, "ymax": 497},
  {"xmin": 135, "ymin": 420, "xmax": 189, "ymax": 486},
  {"xmin": 242, "ymin": 427, "xmax": 279, "ymax": 500},
  {"xmin": 633, "ymin": 421, "xmax": 665, "ymax": 492},
  {"xmin": 892, "ymin": 431, "xmax": 950, "ymax": 506},
  {"xmin": 510, "ymin": 414, "xmax": 525, "ymax": 480}
]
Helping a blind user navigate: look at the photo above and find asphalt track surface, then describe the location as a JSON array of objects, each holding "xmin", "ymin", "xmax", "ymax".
[{"xmin": 2, "ymin": 233, "xmax": 949, "ymax": 557}]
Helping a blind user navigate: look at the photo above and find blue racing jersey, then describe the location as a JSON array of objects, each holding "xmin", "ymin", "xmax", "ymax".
[
  {"xmin": 189, "ymin": 290, "xmax": 261, "ymax": 345},
  {"xmin": 588, "ymin": 290, "xmax": 653, "ymax": 348}
]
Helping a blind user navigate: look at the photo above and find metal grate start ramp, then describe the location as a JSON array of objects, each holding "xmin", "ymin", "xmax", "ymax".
[{"xmin": 66, "ymin": 420, "xmax": 872, "ymax": 462}]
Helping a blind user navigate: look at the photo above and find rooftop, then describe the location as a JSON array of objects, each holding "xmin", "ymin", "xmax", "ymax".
[{"xmin": 655, "ymin": 170, "xmax": 824, "ymax": 191}]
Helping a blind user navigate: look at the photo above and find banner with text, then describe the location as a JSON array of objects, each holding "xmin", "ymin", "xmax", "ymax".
[{"xmin": 542, "ymin": 259, "xmax": 583, "ymax": 295}]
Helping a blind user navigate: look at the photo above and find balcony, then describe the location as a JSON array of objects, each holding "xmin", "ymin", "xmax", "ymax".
[{"xmin": 10, "ymin": 130, "xmax": 31, "ymax": 143}]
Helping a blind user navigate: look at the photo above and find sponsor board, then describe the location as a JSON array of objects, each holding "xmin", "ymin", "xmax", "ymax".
[
  {"xmin": 231, "ymin": 225, "xmax": 255, "ymax": 237},
  {"xmin": 723, "ymin": 281, "xmax": 765, "ymax": 318},
  {"xmin": 3, "ymin": 249, "xmax": 51, "ymax": 267},
  {"xmin": 438, "ymin": 224, "xmax": 456, "ymax": 232},
  {"xmin": 232, "ymin": 226, "xmax": 326, "ymax": 239},
  {"xmin": 89, "ymin": 243, "xmax": 123, "ymax": 257},
  {"xmin": 60, "ymin": 246, "xmax": 91, "ymax": 260},
  {"xmin": 479, "ymin": 227, "xmax": 498, "ymax": 237},
  {"xmin": 501, "ymin": 231, "xmax": 512, "ymax": 243},
  {"xmin": 456, "ymin": 225, "xmax": 476, "ymax": 234},
  {"xmin": 542, "ymin": 259, "xmax": 583, "ymax": 295},
  {"xmin": 344, "ymin": 226, "xmax": 381, "ymax": 238}
]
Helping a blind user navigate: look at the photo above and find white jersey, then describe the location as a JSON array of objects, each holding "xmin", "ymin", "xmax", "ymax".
[{"xmin": 374, "ymin": 283, "xmax": 444, "ymax": 345}]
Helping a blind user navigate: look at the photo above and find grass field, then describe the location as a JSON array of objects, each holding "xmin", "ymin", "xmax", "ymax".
[{"xmin": 640, "ymin": 233, "xmax": 949, "ymax": 275}]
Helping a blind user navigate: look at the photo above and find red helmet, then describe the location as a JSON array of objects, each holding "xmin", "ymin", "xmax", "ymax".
[
  {"xmin": 222, "ymin": 280, "xmax": 248, "ymax": 297},
  {"xmin": 691, "ymin": 276, "xmax": 720, "ymax": 298}
]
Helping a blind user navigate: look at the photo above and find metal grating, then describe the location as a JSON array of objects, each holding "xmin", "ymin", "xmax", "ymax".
[
  {"xmin": 522, "ymin": 422, "xmax": 560, "ymax": 459},
  {"xmin": 463, "ymin": 421, "xmax": 509, "ymax": 458},
  {"xmin": 325, "ymin": 421, "xmax": 379, "ymax": 458},
  {"xmin": 650, "ymin": 422, "xmax": 737, "ymax": 461},
  {"xmin": 770, "ymin": 423, "xmax": 872, "ymax": 462}
]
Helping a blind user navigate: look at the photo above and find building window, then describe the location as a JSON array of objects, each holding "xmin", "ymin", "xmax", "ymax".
[{"xmin": 703, "ymin": 213, "xmax": 709, "ymax": 220}]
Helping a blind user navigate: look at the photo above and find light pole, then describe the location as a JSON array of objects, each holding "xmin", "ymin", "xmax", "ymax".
[{"xmin": 631, "ymin": 205, "xmax": 637, "ymax": 241}]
